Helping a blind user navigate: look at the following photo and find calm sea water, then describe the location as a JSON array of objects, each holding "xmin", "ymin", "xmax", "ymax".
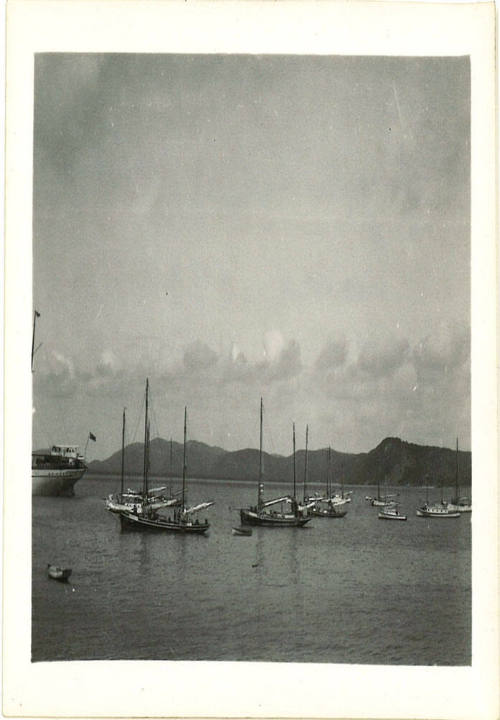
[{"xmin": 32, "ymin": 475, "xmax": 471, "ymax": 665}]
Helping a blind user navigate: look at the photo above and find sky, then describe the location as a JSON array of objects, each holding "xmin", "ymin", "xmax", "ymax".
[{"xmin": 32, "ymin": 54, "xmax": 470, "ymax": 460}]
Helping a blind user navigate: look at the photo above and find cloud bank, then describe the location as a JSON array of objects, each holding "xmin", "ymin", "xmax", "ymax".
[{"xmin": 33, "ymin": 326, "xmax": 470, "ymax": 459}]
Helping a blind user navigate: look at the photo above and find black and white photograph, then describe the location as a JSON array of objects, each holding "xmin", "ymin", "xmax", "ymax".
[
  {"xmin": 32, "ymin": 51, "xmax": 474, "ymax": 666},
  {"xmin": 4, "ymin": 2, "xmax": 497, "ymax": 718}
]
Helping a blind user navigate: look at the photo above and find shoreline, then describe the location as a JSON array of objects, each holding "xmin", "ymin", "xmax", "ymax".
[{"xmin": 84, "ymin": 473, "xmax": 470, "ymax": 489}]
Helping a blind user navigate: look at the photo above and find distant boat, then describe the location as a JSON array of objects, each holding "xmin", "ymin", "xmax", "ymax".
[
  {"xmin": 47, "ymin": 564, "xmax": 72, "ymax": 582},
  {"xmin": 446, "ymin": 439, "xmax": 472, "ymax": 513},
  {"xmin": 370, "ymin": 477, "xmax": 398, "ymax": 507},
  {"xmin": 378, "ymin": 504, "xmax": 407, "ymax": 521},
  {"xmin": 328, "ymin": 461, "xmax": 352, "ymax": 506},
  {"xmin": 416, "ymin": 504, "xmax": 461, "ymax": 519},
  {"xmin": 118, "ymin": 385, "xmax": 214, "ymax": 533},
  {"xmin": 232, "ymin": 526, "xmax": 253, "ymax": 536},
  {"xmin": 312, "ymin": 504, "xmax": 347, "ymax": 518},
  {"xmin": 416, "ymin": 480, "xmax": 460, "ymax": 518},
  {"xmin": 311, "ymin": 448, "xmax": 347, "ymax": 518},
  {"xmin": 239, "ymin": 403, "xmax": 311, "ymax": 528}
]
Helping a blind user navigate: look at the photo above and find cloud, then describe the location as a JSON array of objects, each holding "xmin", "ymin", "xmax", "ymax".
[
  {"xmin": 358, "ymin": 336, "xmax": 410, "ymax": 377},
  {"xmin": 263, "ymin": 330, "xmax": 285, "ymax": 362},
  {"xmin": 183, "ymin": 341, "xmax": 219, "ymax": 372},
  {"xmin": 267, "ymin": 339, "xmax": 302, "ymax": 381},
  {"xmin": 35, "ymin": 351, "xmax": 77, "ymax": 398},
  {"xmin": 32, "ymin": 328, "xmax": 470, "ymax": 460},
  {"xmin": 413, "ymin": 326, "xmax": 469, "ymax": 375},
  {"xmin": 96, "ymin": 350, "xmax": 120, "ymax": 376},
  {"xmin": 51, "ymin": 351, "xmax": 75, "ymax": 377},
  {"xmin": 315, "ymin": 337, "xmax": 347, "ymax": 371}
]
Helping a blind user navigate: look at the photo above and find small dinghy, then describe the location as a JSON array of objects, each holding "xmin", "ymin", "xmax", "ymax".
[
  {"xmin": 232, "ymin": 526, "xmax": 253, "ymax": 536},
  {"xmin": 47, "ymin": 564, "xmax": 72, "ymax": 582}
]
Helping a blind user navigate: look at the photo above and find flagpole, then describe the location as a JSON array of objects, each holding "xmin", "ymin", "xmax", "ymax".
[{"xmin": 31, "ymin": 310, "xmax": 40, "ymax": 372}]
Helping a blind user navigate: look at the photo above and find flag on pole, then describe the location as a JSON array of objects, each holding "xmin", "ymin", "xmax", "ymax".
[
  {"xmin": 89, "ymin": 432, "xmax": 97, "ymax": 442},
  {"xmin": 35, "ymin": 310, "xmax": 40, "ymax": 317}
]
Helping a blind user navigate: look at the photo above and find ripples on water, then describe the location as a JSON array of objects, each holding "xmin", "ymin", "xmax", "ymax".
[{"xmin": 32, "ymin": 476, "xmax": 471, "ymax": 665}]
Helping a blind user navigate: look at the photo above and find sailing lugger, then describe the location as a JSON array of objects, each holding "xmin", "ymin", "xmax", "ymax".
[
  {"xmin": 240, "ymin": 400, "xmax": 311, "ymax": 527},
  {"xmin": 116, "ymin": 382, "xmax": 214, "ymax": 533}
]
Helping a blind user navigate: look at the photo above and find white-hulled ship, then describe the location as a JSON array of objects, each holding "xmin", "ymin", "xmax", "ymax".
[
  {"xmin": 32, "ymin": 444, "xmax": 87, "ymax": 497},
  {"xmin": 31, "ymin": 311, "xmax": 90, "ymax": 496}
]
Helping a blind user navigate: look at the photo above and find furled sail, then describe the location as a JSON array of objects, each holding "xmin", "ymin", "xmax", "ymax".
[{"xmin": 185, "ymin": 501, "xmax": 215, "ymax": 515}]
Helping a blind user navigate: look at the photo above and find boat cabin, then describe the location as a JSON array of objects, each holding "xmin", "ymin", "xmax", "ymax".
[
  {"xmin": 32, "ymin": 444, "xmax": 85, "ymax": 469},
  {"xmin": 50, "ymin": 445, "xmax": 81, "ymax": 458}
]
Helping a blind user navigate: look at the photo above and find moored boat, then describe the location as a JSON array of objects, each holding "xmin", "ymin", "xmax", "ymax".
[
  {"xmin": 32, "ymin": 311, "xmax": 93, "ymax": 496},
  {"xmin": 232, "ymin": 526, "xmax": 253, "ymax": 536},
  {"xmin": 47, "ymin": 564, "xmax": 72, "ymax": 582},
  {"xmin": 312, "ymin": 503, "xmax": 347, "ymax": 518},
  {"xmin": 240, "ymin": 404, "xmax": 311, "ymax": 528},
  {"xmin": 311, "ymin": 448, "xmax": 348, "ymax": 518},
  {"xmin": 446, "ymin": 439, "xmax": 472, "ymax": 513},
  {"xmin": 378, "ymin": 503, "xmax": 407, "ymax": 521},
  {"xmin": 118, "ymin": 386, "xmax": 214, "ymax": 533},
  {"xmin": 105, "ymin": 409, "xmax": 181, "ymax": 514},
  {"xmin": 416, "ymin": 503, "xmax": 460, "ymax": 518},
  {"xmin": 370, "ymin": 477, "xmax": 398, "ymax": 507},
  {"xmin": 32, "ymin": 445, "xmax": 88, "ymax": 497},
  {"xmin": 417, "ymin": 468, "xmax": 461, "ymax": 518}
]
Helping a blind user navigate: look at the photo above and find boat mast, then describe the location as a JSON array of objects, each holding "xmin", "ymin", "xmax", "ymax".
[
  {"xmin": 182, "ymin": 407, "xmax": 187, "ymax": 509},
  {"xmin": 455, "ymin": 438, "xmax": 459, "ymax": 501},
  {"xmin": 169, "ymin": 437, "xmax": 173, "ymax": 475},
  {"xmin": 120, "ymin": 408, "xmax": 126, "ymax": 497},
  {"xmin": 257, "ymin": 398, "xmax": 264, "ymax": 509},
  {"xmin": 326, "ymin": 446, "xmax": 331, "ymax": 498},
  {"xmin": 341, "ymin": 462, "xmax": 345, "ymax": 499},
  {"xmin": 303, "ymin": 425, "xmax": 309, "ymax": 502},
  {"xmin": 146, "ymin": 420, "xmax": 151, "ymax": 491},
  {"xmin": 293, "ymin": 422, "xmax": 296, "ymax": 499},
  {"xmin": 142, "ymin": 379, "xmax": 149, "ymax": 497}
]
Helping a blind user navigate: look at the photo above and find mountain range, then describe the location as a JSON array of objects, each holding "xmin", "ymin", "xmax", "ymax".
[{"xmin": 88, "ymin": 436, "xmax": 471, "ymax": 487}]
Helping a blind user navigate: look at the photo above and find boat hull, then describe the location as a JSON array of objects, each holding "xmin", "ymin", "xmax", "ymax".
[
  {"xmin": 32, "ymin": 467, "xmax": 86, "ymax": 497},
  {"xmin": 106, "ymin": 493, "xmax": 180, "ymax": 514},
  {"xmin": 416, "ymin": 507, "xmax": 461, "ymax": 518},
  {"xmin": 119, "ymin": 511, "xmax": 210, "ymax": 533},
  {"xmin": 378, "ymin": 512, "xmax": 407, "ymax": 521},
  {"xmin": 446, "ymin": 503, "xmax": 472, "ymax": 513},
  {"xmin": 371, "ymin": 498, "xmax": 396, "ymax": 507},
  {"xmin": 47, "ymin": 565, "xmax": 72, "ymax": 582},
  {"xmin": 232, "ymin": 526, "xmax": 253, "ymax": 536},
  {"xmin": 311, "ymin": 507, "xmax": 347, "ymax": 518},
  {"xmin": 328, "ymin": 495, "xmax": 351, "ymax": 506},
  {"xmin": 240, "ymin": 509, "xmax": 310, "ymax": 527}
]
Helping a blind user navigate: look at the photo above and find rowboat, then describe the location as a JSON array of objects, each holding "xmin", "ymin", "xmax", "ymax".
[
  {"xmin": 47, "ymin": 564, "xmax": 72, "ymax": 582},
  {"xmin": 232, "ymin": 526, "xmax": 253, "ymax": 536}
]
